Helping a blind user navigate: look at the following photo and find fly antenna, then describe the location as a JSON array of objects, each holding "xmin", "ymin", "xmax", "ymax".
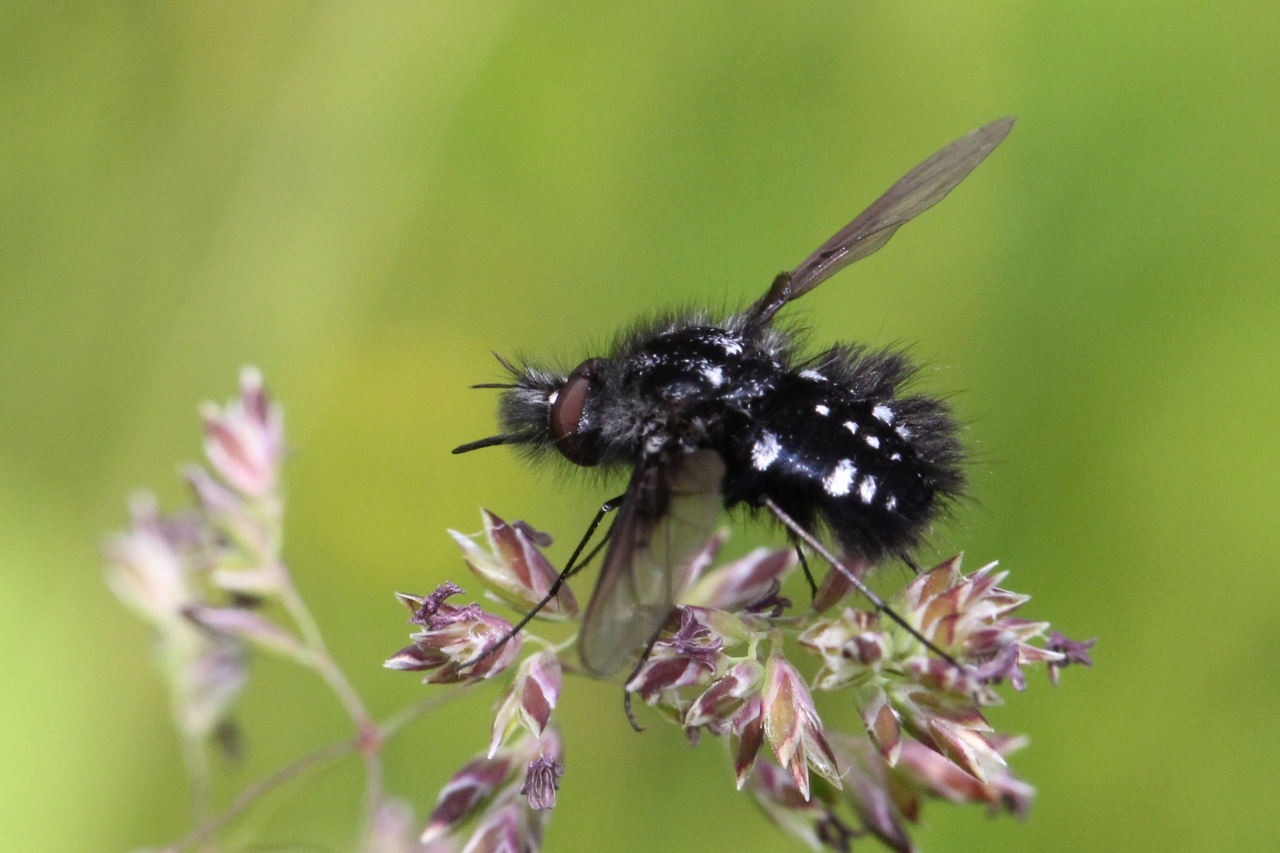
[{"xmin": 452, "ymin": 434, "xmax": 529, "ymax": 454}]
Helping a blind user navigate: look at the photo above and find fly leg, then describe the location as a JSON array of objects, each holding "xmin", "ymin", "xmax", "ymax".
[
  {"xmin": 762, "ymin": 496, "xmax": 961, "ymax": 669},
  {"xmin": 794, "ymin": 543, "xmax": 818, "ymax": 601},
  {"xmin": 622, "ymin": 622, "xmax": 666, "ymax": 733},
  {"xmin": 461, "ymin": 494, "xmax": 625, "ymax": 671}
]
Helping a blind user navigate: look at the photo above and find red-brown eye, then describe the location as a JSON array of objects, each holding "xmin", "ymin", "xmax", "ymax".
[{"xmin": 549, "ymin": 358, "xmax": 604, "ymax": 466}]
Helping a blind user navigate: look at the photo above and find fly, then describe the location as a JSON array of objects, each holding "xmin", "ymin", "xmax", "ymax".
[{"xmin": 454, "ymin": 118, "xmax": 1015, "ymax": 704}]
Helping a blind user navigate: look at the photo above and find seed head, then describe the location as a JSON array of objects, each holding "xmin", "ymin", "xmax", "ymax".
[
  {"xmin": 450, "ymin": 510, "xmax": 578, "ymax": 617},
  {"xmin": 385, "ymin": 583, "xmax": 521, "ymax": 683}
]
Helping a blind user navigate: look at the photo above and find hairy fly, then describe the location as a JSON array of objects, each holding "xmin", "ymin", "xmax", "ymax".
[{"xmin": 455, "ymin": 118, "xmax": 1015, "ymax": 681}]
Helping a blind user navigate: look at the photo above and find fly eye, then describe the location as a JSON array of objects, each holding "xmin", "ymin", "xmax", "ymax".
[{"xmin": 550, "ymin": 358, "xmax": 605, "ymax": 466}]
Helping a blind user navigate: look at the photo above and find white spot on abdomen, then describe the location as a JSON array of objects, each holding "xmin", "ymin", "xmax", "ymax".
[
  {"xmin": 843, "ymin": 421, "xmax": 859, "ymax": 435},
  {"xmin": 752, "ymin": 431, "xmax": 781, "ymax": 470},
  {"xmin": 886, "ymin": 495, "xmax": 898, "ymax": 511},
  {"xmin": 872, "ymin": 405, "xmax": 894, "ymax": 424},
  {"xmin": 895, "ymin": 425, "xmax": 912, "ymax": 439},
  {"xmin": 864, "ymin": 435, "xmax": 881, "ymax": 449},
  {"xmin": 859, "ymin": 475, "xmax": 878, "ymax": 504},
  {"xmin": 702, "ymin": 366, "xmax": 724, "ymax": 387},
  {"xmin": 814, "ymin": 404, "xmax": 830, "ymax": 416},
  {"xmin": 823, "ymin": 459, "xmax": 856, "ymax": 496},
  {"xmin": 799, "ymin": 370, "xmax": 828, "ymax": 382}
]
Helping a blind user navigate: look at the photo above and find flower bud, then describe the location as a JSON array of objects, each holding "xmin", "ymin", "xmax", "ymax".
[
  {"xmin": 365, "ymin": 799, "xmax": 458, "ymax": 853},
  {"xmin": 924, "ymin": 718, "xmax": 1006, "ymax": 784},
  {"xmin": 684, "ymin": 659, "xmax": 764, "ymax": 733},
  {"xmin": 450, "ymin": 510, "xmax": 577, "ymax": 617},
  {"xmin": 420, "ymin": 755, "xmax": 516, "ymax": 844},
  {"xmin": 385, "ymin": 584, "xmax": 521, "ymax": 683},
  {"xmin": 762, "ymin": 651, "xmax": 841, "ymax": 800},
  {"xmin": 969, "ymin": 643, "xmax": 1027, "ymax": 691},
  {"xmin": 490, "ymin": 651, "xmax": 563, "ymax": 757},
  {"xmin": 731, "ymin": 694, "xmax": 765, "ymax": 788},
  {"xmin": 746, "ymin": 759, "xmax": 857, "ymax": 853},
  {"xmin": 1046, "ymin": 631, "xmax": 1096, "ymax": 686},
  {"xmin": 183, "ymin": 463, "xmax": 279, "ymax": 575},
  {"xmin": 199, "ymin": 366, "xmax": 284, "ymax": 498},
  {"xmin": 104, "ymin": 493, "xmax": 199, "ymax": 625},
  {"xmin": 829, "ymin": 735, "xmax": 915, "ymax": 853},
  {"xmin": 799, "ymin": 608, "xmax": 888, "ymax": 691},
  {"xmin": 673, "ymin": 527, "xmax": 728, "ymax": 598},
  {"xmin": 852, "ymin": 684, "xmax": 902, "ymax": 765},
  {"xmin": 810, "ymin": 552, "xmax": 872, "ymax": 614},
  {"xmin": 104, "ymin": 493, "xmax": 247, "ymax": 739},
  {"xmin": 458, "ymin": 792, "xmax": 545, "ymax": 853},
  {"xmin": 520, "ymin": 755, "xmax": 564, "ymax": 811},
  {"xmin": 895, "ymin": 740, "xmax": 1034, "ymax": 819},
  {"xmin": 184, "ymin": 604, "xmax": 304, "ymax": 660},
  {"xmin": 682, "ymin": 547, "xmax": 795, "ymax": 612},
  {"xmin": 626, "ymin": 607, "xmax": 740, "ymax": 704}
]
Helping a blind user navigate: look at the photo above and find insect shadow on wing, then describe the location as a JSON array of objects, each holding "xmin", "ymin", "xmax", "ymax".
[{"xmin": 453, "ymin": 118, "xmax": 1015, "ymax": 716}]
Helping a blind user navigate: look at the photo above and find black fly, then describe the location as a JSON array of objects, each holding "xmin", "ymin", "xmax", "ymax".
[{"xmin": 455, "ymin": 118, "xmax": 1014, "ymax": 685}]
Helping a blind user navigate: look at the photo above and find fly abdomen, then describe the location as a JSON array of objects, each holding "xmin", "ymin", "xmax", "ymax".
[{"xmin": 723, "ymin": 361, "xmax": 963, "ymax": 562}]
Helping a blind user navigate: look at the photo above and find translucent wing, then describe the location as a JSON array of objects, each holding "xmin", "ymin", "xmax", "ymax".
[
  {"xmin": 748, "ymin": 117, "xmax": 1015, "ymax": 325},
  {"xmin": 578, "ymin": 449, "xmax": 726, "ymax": 678}
]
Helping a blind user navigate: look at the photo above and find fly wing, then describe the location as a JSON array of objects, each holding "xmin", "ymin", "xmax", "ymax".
[
  {"xmin": 578, "ymin": 449, "xmax": 726, "ymax": 678},
  {"xmin": 748, "ymin": 117, "xmax": 1014, "ymax": 325}
]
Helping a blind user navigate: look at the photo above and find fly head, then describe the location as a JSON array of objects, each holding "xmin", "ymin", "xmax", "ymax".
[{"xmin": 547, "ymin": 358, "xmax": 610, "ymax": 466}]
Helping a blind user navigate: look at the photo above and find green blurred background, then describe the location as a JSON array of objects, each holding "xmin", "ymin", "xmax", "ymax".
[{"xmin": 2, "ymin": 2, "xmax": 1278, "ymax": 851}]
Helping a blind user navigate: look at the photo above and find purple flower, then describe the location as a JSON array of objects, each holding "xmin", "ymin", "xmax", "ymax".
[
  {"xmin": 1047, "ymin": 631, "xmax": 1097, "ymax": 686},
  {"xmin": 365, "ymin": 799, "xmax": 458, "ymax": 853},
  {"xmin": 684, "ymin": 660, "xmax": 764, "ymax": 734},
  {"xmin": 799, "ymin": 607, "xmax": 889, "ymax": 690},
  {"xmin": 810, "ymin": 552, "xmax": 873, "ymax": 613},
  {"xmin": 971, "ymin": 642, "xmax": 1026, "ymax": 691},
  {"xmin": 896, "ymin": 739, "xmax": 1035, "ymax": 819},
  {"xmin": 667, "ymin": 607, "xmax": 725, "ymax": 667},
  {"xmin": 490, "ymin": 651, "xmax": 563, "ymax": 756},
  {"xmin": 762, "ymin": 650, "xmax": 841, "ymax": 800},
  {"xmin": 420, "ymin": 755, "xmax": 516, "ymax": 844},
  {"xmin": 520, "ymin": 755, "xmax": 565, "ymax": 811},
  {"xmin": 626, "ymin": 607, "xmax": 746, "ymax": 704},
  {"xmin": 104, "ymin": 493, "xmax": 247, "ymax": 739},
  {"xmin": 829, "ymin": 735, "xmax": 916, "ymax": 853},
  {"xmin": 450, "ymin": 510, "xmax": 577, "ymax": 617},
  {"xmin": 457, "ymin": 792, "xmax": 544, "ymax": 853},
  {"xmin": 731, "ymin": 694, "xmax": 765, "ymax": 788},
  {"xmin": 405, "ymin": 582, "xmax": 484, "ymax": 629},
  {"xmin": 746, "ymin": 759, "xmax": 857, "ymax": 852},
  {"xmin": 199, "ymin": 366, "xmax": 284, "ymax": 499},
  {"xmin": 385, "ymin": 584, "xmax": 521, "ymax": 683},
  {"xmin": 681, "ymin": 546, "xmax": 796, "ymax": 612}
]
